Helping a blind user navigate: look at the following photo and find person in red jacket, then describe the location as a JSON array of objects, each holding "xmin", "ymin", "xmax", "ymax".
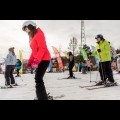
[{"xmin": 22, "ymin": 21, "xmax": 51, "ymax": 100}]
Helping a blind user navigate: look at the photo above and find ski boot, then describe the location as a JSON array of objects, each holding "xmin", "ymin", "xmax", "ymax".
[
  {"xmin": 6, "ymin": 85, "xmax": 13, "ymax": 88},
  {"xmin": 67, "ymin": 76, "xmax": 73, "ymax": 79},
  {"xmin": 34, "ymin": 97, "xmax": 38, "ymax": 100},
  {"xmin": 15, "ymin": 75, "xmax": 19, "ymax": 77},
  {"xmin": 34, "ymin": 97, "xmax": 53, "ymax": 100},
  {"xmin": 104, "ymin": 81, "xmax": 117, "ymax": 87},
  {"xmin": 95, "ymin": 81, "xmax": 105, "ymax": 86},
  {"xmin": 1, "ymin": 85, "xmax": 13, "ymax": 89},
  {"xmin": 47, "ymin": 93, "xmax": 53, "ymax": 100},
  {"xmin": 48, "ymin": 96, "xmax": 53, "ymax": 100},
  {"xmin": 72, "ymin": 76, "xmax": 76, "ymax": 79},
  {"xmin": 34, "ymin": 94, "xmax": 53, "ymax": 100},
  {"xmin": 11, "ymin": 83, "xmax": 18, "ymax": 86},
  {"xmin": 15, "ymin": 75, "xmax": 21, "ymax": 77}
]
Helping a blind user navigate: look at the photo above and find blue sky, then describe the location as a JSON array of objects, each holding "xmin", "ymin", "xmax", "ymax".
[{"xmin": 0, "ymin": 20, "xmax": 120, "ymax": 59}]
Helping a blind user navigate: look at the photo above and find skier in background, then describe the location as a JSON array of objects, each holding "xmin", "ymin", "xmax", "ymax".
[
  {"xmin": 67, "ymin": 52, "xmax": 75, "ymax": 79},
  {"xmin": 91, "ymin": 34, "xmax": 116, "ymax": 86},
  {"xmin": 86, "ymin": 59, "xmax": 91, "ymax": 71},
  {"xmin": 15, "ymin": 59, "xmax": 22, "ymax": 77},
  {"xmin": 5, "ymin": 47, "xmax": 17, "ymax": 87},
  {"xmin": 117, "ymin": 55, "xmax": 120, "ymax": 74},
  {"xmin": 81, "ymin": 60, "xmax": 87, "ymax": 74},
  {"xmin": 78, "ymin": 61, "xmax": 82, "ymax": 72},
  {"xmin": 108, "ymin": 41, "xmax": 116, "ymax": 62}
]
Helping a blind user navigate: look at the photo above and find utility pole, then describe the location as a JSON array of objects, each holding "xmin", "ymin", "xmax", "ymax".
[{"xmin": 81, "ymin": 20, "xmax": 86, "ymax": 47}]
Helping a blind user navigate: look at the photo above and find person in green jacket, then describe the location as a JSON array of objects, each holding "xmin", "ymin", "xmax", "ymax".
[{"xmin": 92, "ymin": 34, "xmax": 116, "ymax": 86}]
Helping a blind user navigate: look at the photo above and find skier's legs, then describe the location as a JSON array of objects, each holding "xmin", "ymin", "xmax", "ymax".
[
  {"xmin": 35, "ymin": 60, "xmax": 50, "ymax": 100},
  {"xmin": 17, "ymin": 69, "xmax": 19, "ymax": 76},
  {"xmin": 88, "ymin": 67, "xmax": 90, "ymax": 71},
  {"xmin": 69, "ymin": 67, "xmax": 72, "ymax": 77},
  {"xmin": 10, "ymin": 66, "xmax": 15, "ymax": 84},
  {"xmin": 79, "ymin": 67, "xmax": 81, "ymax": 72},
  {"xmin": 104, "ymin": 61, "xmax": 114, "ymax": 82},
  {"xmin": 69, "ymin": 65, "xmax": 74, "ymax": 77},
  {"xmin": 5, "ymin": 65, "xmax": 11, "ymax": 85},
  {"xmin": 99, "ymin": 62, "xmax": 106, "ymax": 81}
]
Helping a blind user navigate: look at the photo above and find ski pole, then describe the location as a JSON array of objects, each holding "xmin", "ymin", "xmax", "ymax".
[
  {"xmin": 19, "ymin": 74, "xmax": 23, "ymax": 81},
  {"xmin": 96, "ymin": 70, "xmax": 99, "ymax": 81},
  {"xmin": 88, "ymin": 59, "xmax": 92, "ymax": 83}
]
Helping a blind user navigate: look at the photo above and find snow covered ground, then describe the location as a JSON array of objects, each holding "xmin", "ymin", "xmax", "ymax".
[{"xmin": 0, "ymin": 71, "xmax": 120, "ymax": 100}]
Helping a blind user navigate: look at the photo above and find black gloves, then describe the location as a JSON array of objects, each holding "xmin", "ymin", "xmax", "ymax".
[
  {"xmin": 89, "ymin": 52, "xmax": 92, "ymax": 55},
  {"xmin": 97, "ymin": 49, "xmax": 101, "ymax": 53}
]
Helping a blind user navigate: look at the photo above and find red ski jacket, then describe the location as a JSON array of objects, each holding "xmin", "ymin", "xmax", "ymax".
[{"xmin": 27, "ymin": 28, "xmax": 51, "ymax": 65}]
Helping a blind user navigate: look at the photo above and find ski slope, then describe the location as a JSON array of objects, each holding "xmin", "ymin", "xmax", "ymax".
[{"xmin": 0, "ymin": 71, "xmax": 120, "ymax": 100}]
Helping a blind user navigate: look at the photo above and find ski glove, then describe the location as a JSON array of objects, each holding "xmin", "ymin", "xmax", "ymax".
[
  {"xmin": 97, "ymin": 49, "xmax": 101, "ymax": 53},
  {"xmin": 26, "ymin": 63, "xmax": 31, "ymax": 68},
  {"xmin": 31, "ymin": 59, "xmax": 41, "ymax": 69}
]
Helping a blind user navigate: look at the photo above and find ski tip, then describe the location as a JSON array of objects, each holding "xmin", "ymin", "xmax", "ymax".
[{"xmin": 54, "ymin": 94, "xmax": 65, "ymax": 100}]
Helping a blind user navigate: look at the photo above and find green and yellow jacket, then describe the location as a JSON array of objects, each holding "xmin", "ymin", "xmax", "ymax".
[{"xmin": 92, "ymin": 39, "xmax": 111, "ymax": 62}]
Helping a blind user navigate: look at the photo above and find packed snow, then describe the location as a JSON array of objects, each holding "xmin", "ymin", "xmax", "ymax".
[{"xmin": 0, "ymin": 71, "xmax": 120, "ymax": 100}]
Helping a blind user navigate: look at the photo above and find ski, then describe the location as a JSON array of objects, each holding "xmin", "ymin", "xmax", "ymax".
[
  {"xmin": 86, "ymin": 84, "xmax": 120, "ymax": 90},
  {"xmin": 47, "ymin": 93, "xmax": 65, "ymax": 100},
  {"xmin": 0, "ymin": 85, "xmax": 14, "ymax": 89},
  {"xmin": 54, "ymin": 94, "xmax": 65, "ymax": 100},
  {"xmin": 79, "ymin": 79, "xmax": 119, "ymax": 88},
  {"xmin": 0, "ymin": 84, "xmax": 27, "ymax": 89},
  {"xmin": 34, "ymin": 94, "xmax": 65, "ymax": 100},
  {"xmin": 57, "ymin": 77, "xmax": 81, "ymax": 80},
  {"xmin": 79, "ymin": 84, "xmax": 102, "ymax": 88}
]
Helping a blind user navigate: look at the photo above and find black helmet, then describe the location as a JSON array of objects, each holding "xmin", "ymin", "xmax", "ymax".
[
  {"xmin": 68, "ymin": 52, "xmax": 72, "ymax": 56},
  {"xmin": 95, "ymin": 34, "xmax": 103, "ymax": 39}
]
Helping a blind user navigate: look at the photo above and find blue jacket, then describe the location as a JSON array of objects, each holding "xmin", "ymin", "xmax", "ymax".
[
  {"xmin": 79, "ymin": 63, "xmax": 83, "ymax": 67},
  {"xmin": 16, "ymin": 61, "xmax": 21, "ymax": 69}
]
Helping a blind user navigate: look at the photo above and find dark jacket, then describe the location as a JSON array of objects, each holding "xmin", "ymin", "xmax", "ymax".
[{"xmin": 68, "ymin": 52, "xmax": 74, "ymax": 67}]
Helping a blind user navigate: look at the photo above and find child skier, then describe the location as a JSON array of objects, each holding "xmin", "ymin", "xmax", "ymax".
[{"xmin": 15, "ymin": 59, "xmax": 22, "ymax": 77}]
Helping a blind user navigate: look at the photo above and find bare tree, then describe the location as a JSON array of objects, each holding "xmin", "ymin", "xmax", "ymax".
[{"xmin": 68, "ymin": 37, "xmax": 78, "ymax": 56}]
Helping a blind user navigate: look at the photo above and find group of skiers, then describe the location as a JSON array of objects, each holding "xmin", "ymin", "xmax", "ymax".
[
  {"xmin": 1, "ymin": 20, "xmax": 120, "ymax": 100},
  {"xmin": 67, "ymin": 34, "xmax": 118, "ymax": 87}
]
